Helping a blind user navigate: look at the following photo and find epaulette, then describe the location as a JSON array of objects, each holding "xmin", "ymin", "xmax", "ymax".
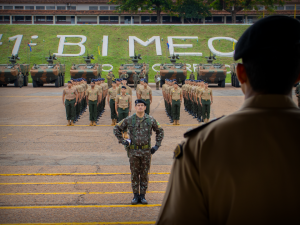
[{"xmin": 183, "ymin": 116, "xmax": 224, "ymax": 138}]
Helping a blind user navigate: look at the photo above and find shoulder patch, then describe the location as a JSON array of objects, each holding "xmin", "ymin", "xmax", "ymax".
[
  {"xmin": 174, "ymin": 144, "xmax": 183, "ymax": 159},
  {"xmin": 184, "ymin": 116, "xmax": 225, "ymax": 138}
]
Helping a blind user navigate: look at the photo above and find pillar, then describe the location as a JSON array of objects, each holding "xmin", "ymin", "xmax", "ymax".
[
  {"xmin": 10, "ymin": 15, "xmax": 12, "ymax": 24},
  {"xmin": 203, "ymin": 17, "xmax": 205, "ymax": 24},
  {"xmin": 32, "ymin": 15, "xmax": 34, "ymax": 24},
  {"xmin": 139, "ymin": 15, "xmax": 141, "ymax": 24},
  {"xmin": 161, "ymin": 15, "xmax": 163, "ymax": 24},
  {"xmin": 118, "ymin": 15, "xmax": 120, "ymax": 24},
  {"xmin": 53, "ymin": 15, "xmax": 55, "ymax": 24},
  {"xmin": 75, "ymin": 15, "xmax": 77, "ymax": 24},
  {"xmin": 245, "ymin": 15, "xmax": 248, "ymax": 24},
  {"xmin": 97, "ymin": 15, "xmax": 99, "ymax": 24},
  {"xmin": 224, "ymin": 15, "xmax": 226, "ymax": 24},
  {"xmin": 131, "ymin": 16, "xmax": 133, "ymax": 24},
  {"xmin": 181, "ymin": 17, "xmax": 184, "ymax": 24}
]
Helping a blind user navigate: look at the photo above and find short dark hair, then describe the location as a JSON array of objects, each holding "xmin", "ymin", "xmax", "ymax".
[{"xmin": 243, "ymin": 48, "xmax": 300, "ymax": 94}]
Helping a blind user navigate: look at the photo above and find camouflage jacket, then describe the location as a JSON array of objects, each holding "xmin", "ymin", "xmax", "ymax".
[
  {"xmin": 113, "ymin": 113, "xmax": 164, "ymax": 149},
  {"xmin": 133, "ymin": 74, "xmax": 139, "ymax": 81}
]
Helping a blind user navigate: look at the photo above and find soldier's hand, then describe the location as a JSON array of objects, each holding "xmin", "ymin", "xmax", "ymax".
[
  {"xmin": 122, "ymin": 139, "xmax": 130, "ymax": 147},
  {"xmin": 75, "ymin": 102, "xmax": 77, "ymax": 106},
  {"xmin": 211, "ymin": 101, "xmax": 213, "ymax": 105},
  {"xmin": 63, "ymin": 102, "xmax": 65, "ymax": 106},
  {"xmin": 151, "ymin": 145, "xmax": 159, "ymax": 154}
]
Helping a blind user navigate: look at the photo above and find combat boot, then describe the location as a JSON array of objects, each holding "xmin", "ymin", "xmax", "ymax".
[
  {"xmin": 173, "ymin": 121, "xmax": 176, "ymax": 125},
  {"xmin": 114, "ymin": 119, "xmax": 117, "ymax": 125},
  {"xmin": 111, "ymin": 120, "xmax": 114, "ymax": 126},
  {"xmin": 71, "ymin": 121, "xmax": 74, "ymax": 126},
  {"xmin": 123, "ymin": 132, "xmax": 129, "ymax": 139},
  {"xmin": 67, "ymin": 121, "xmax": 71, "ymax": 126},
  {"xmin": 93, "ymin": 121, "xmax": 97, "ymax": 126},
  {"xmin": 131, "ymin": 193, "xmax": 139, "ymax": 205},
  {"xmin": 89, "ymin": 121, "xmax": 93, "ymax": 126},
  {"xmin": 177, "ymin": 120, "xmax": 180, "ymax": 125},
  {"xmin": 139, "ymin": 194, "xmax": 148, "ymax": 204}
]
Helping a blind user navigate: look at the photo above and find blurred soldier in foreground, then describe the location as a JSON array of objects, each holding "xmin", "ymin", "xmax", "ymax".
[
  {"xmin": 157, "ymin": 16, "xmax": 300, "ymax": 225},
  {"xmin": 296, "ymin": 82, "xmax": 300, "ymax": 107},
  {"xmin": 113, "ymin": 99, "xmax": 164, "ymax": 205},
  {"xmin": 62, "ymin": 81, "xmax": 78, "ymax": 126}
]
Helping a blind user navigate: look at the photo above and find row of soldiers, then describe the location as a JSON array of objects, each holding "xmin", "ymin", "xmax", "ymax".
[
  {"xmin": 62, "ymin": 78, "xmax": 108, "ymax": 126},
  {"xmin": 162, "ymin": 78, "xmax": 213, "ymax": 125},
  {"xmin": 182, "ymin": 79, "xmax": 213, "ymax": 123}
]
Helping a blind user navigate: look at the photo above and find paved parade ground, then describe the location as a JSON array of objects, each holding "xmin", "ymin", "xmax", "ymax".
[{"xmin": 0, "ymin": 84, "xmax": 298, "ymax": 224}]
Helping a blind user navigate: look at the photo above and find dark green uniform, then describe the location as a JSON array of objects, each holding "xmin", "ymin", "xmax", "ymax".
[
  {"xmin": 63, "ymin": 87, "xmax": 77, "ymax": 121},
  {"xmin": 113, "ymin": 113, "xmax": 164, "ymax": 194},
  {"xmin": 200, "ymin": 88, "xmax": 213, "ymax": 120},
  {"xmin": 296, "ymin": 83, "xmax": 300, "ymax": 108},
  {"xmin": 190, "ymin": 72, "xmax": 195, "ymax": 80},
  {"xmin": 170, "ymin": 88, "xmax": 182, "ymax": 120},
  {"xmin": 133, "ymin": 73, "xmax": 139, "ymax": 90}
]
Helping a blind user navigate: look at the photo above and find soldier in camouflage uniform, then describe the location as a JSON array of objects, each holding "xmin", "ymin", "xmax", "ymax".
[
  {"xmin": 190, "ymin": 72, "xmax": 195, "ymax": 80},
  {"xmin": 296, "ymin": 83, "xmax": 300, "ymax": 108},
  {"xmin": 106, "ymin": 71, "xmax": 115, "ymax": 88},
  {"xmin": 120, "ymin": 71, "xmax": 129, "ymax": 79},
  {"xmin": 113, "ymin": 99, "xmax": 164, "ymax": 205},
  {"xmin": 154, "ymin": 72, "xmax": 161, "ymax": 90},
  {"xmin": 133, "ymin": 72, "xmax": 139, "ymax": 90}
]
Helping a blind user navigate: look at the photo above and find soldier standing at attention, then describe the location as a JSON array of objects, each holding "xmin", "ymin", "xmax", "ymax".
[
  {"xmin": 86, "ymin": 80, "xmax": 100, "ymax": 126},
  {"xmin": 170, "ymin": 82, "xmax": 182, "ymax": 125},
  {"xmin": 107, "ymin": 80, "xmax": 118, "ymax": 125},
  {"xmin": 116, "ymin": 78, "xmax": 121, "ymax": 90},
  {"xmin": 199, "ymin": 81, "xmax": 213, "ymax": 123},
  {"xmin": 118, "ymin": 78, "xmax": 132, "ymax": 98},
  {"xmin": 296, "ymin": 83, "xmax": 300, "ymax": 107},
  {"xmin": 154, "ymin": 72, "xmax": 161, "ymax": 90},
  {"xmin": 162, "ymin": 79, "xmax": 168, "ymax": 113},
  {"xmin": 136, "ymin": 79, "xmax": 144, "ymax": 97},
  {"xmin": 196, "ymin": 80, "xmax": 204, "ymax": 122},
  {"xmin": 133, "ymin": 71, "xmax": 139, "ymax": 90},
  {"xmin": 190, "ymin": 72, "xmax": 195, "ymax": 80},
  {"xmin": 75, "ymin": 79, "xmax": 84, "ymax": 122},
  {"xmin": 106, "ymin": 71, "xmax": 115, "ymax": 88},
  {"xmin": 115, "ymin": 86, "xmax": 132, "ymax": 139},
  {"xmin": 113, "ymin": 99, "xmax": 164, "ymax": 205},
  {"xmin": 100, "ymin": 78, "xmax": 108, "ymax": 115},
  {"xmin": 157, "ymin": 16, "xmax": 300, "ymax": 225},
  {"xmin": 62, "ymin": 81, "xmax": 78, "ymax": 126},
  {"xmin": 138, "ymin": 79, "xmax": 152, "ymax": 115}
]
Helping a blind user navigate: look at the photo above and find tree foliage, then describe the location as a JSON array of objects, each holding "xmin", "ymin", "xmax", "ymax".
[{"xmin": 174, "ymin": 0, "xmax": 211, "ymax": 23}]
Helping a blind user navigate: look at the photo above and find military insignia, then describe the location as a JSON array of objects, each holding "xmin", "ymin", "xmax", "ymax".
[
  {"xmin": 126, "ymin": 100, "xmax": 128, "ymax": 102},
  {"xmin": 120, "ymin": 97, "xmax": 122, "ymax": 99},
  {"xmin": 157, "ymin": 121, "xmax": 161, "ymax": 128},
  {"xmin": 174, "ymin": 144, "xmax": 183, "ymax": 159}
]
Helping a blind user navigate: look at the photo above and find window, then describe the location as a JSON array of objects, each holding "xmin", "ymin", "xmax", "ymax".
[
  {"xmin": 67, "ymin": 6, "xmax": 76, "ymax": 10},
  {"xmin": 110, "ymin": 16, "xmax": 118, "ymax": 21},
  {"xmin": 25, "ymin": 6, "xmax": 34, "ymax": 10},
  {"xmin": 36, "ymin": 16, "xmax": 45, "ymax": 21},
  {"xmin": 15, "ymin": 6, "xmax": 24, "ymax": 9},
  {"xmin": 57, "ymin": 6, "xmax": 66, "ymax": 10},
  {"xmin": 163, "ymin": 16, "xmax": 170, "ymax": 22},
  {"xmin": 151, "ymin": 16, "xmax": 157, "ymax": 22},
  {"xmin": 46, "ymin": 6, "xmax": 55, "ymax": 10},
  {"xmin": 4, "ymin": 6, "xmax": 13, "ymax": 10},
  {"xmin": 286, "ymin": 6, "xmax": 295, "ymax": 10},
  {"xmin": 100, "ymin": 16, "xmax": 109, "ymax": 21},
  {"xmin": 36, "ymin": 6, "xmax": 45, "ymax": 10},
  {"xmin": 15, "ymin": 16, "xmax": 24, "ymax": 21},
  {"xmin": 89, "ymin": 6, "xmax": 98, "ymax": 10},
  {"xmin": 297, "ymin": 6, "xmax": 300, "ymax": 10},
  {"xmin": 100, "ymin": 6, "xmax": 109, "ymax": 10},
  {"xmin": 57, "ymin": 16, "xmax": 66, "ymax": 21},
  {"xmin": 141, "ymin": 16, "xmax": 150, "ymax": 22},
  {"xmin": 257, "ymin": 6, "xmax": 264, "ymax": 10},
  {"xmin": 4, "ymin": 16, "xmax": 10, "ymax": 21},
  {"xmin": 0, "ymin": 6, "xmax": 2, "ymax": 10},
  {"xmin": 25, "ymin": 16, "xmax": 31, "ymax": 21},
  {"xmin": 110, "ymin": 6, "xmax": 117, "ymax": 10},
  {"xmin": 0, "ymin": 16, "xmax": 2, "ymax": 21},
  {"xmin": 46, "ymin": 16, "xmax": 53, "ymax": 21},
  {"xmin": 172, "ymin": 16, "xmax": 181, "ymax": 23},
  {"xmin": 276, "ymin": 6, "xmax": 284, "ymax": 10}
]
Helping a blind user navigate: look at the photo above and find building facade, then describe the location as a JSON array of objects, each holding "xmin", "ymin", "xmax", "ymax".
[{"xmin": 0, "ymin": 0, "xmax": 299, "ymax": 25}]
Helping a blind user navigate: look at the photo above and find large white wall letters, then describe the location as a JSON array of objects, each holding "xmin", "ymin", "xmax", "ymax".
[
  {"xmin": 129, "ymin": 36, "xmax": 162, "ymax": 57},
  {"xmin": 55, "ymin": 35, "xmax": 87, "ymax": 57},
  {"xmin": 167, "ymin": 36, "xmax": 202, "ymax": 56}
]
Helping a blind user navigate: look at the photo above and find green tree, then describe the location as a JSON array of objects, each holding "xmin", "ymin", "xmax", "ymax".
[
  {"xmin": 109, "ymin": 0, "xmax": 173, "ymax": 24},
  {"xmin": 174, "ymin": 0, "xmax": 211, "ymax": 23},
  {"xmin": 209, "ymin": 0, "xmax": 287, "ymax": 23}
]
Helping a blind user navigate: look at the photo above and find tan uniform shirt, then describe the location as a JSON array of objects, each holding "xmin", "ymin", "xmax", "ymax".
[
  {"xmin": 75, "ymin": 85, "xmax": 84, "ymax": 93},
  {"xmin": 108, "ymin": 87, "xmax": 117, "ymax": 100},
  {"xmin": 100, "ymin": 83, "xmax": 108, "ymax": 92},
  {"xmin": 136, "ymin": 84, "xmax": 143, "ymax": 93},
  {"xmin": 86, "ymin": 88, "xmax": 100, "ymax": 101},
  {"xmin": 116, "ymin": 94, "xmax": 131, "ymax": 109},
  {"xmin": 196, "ymin": 87, "xmax": 203, "ymax": 98},
  {"xmin": 95, "ymin": 85, "xmax": 103, "ymax": 93},
  {"xmin": 157, "ymin": 95, "xmax": 300, "ymax": 225},
  {"xmin": 138, "ymin": 86, "xmax": 152, "ymax": 99},
  {"xmin": 63, "ymin": 87, "xmax": 77, "ymax": 100},
  {"xmin": 200, "ymin": 88, "xmax": 213, "ymax": 100},
  {"xmin": 117, "ymin": 85, "xmax": 132, "ymax": 95},
  {"xmin": 170, "ymin": 88, "xmax": 182, "ymax": 100}
]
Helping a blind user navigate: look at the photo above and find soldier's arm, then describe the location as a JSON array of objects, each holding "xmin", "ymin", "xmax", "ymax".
[
  {"xmin": 115, "ymin": 99, "xmax": 118, "ymax": 114},
  {"xmin": 113, "ymin": 118, "xmax": 129, "ymax": 143},
  {"xmin": 151, "ymin": 118, "xmax": 164, "ymax": 147},
  {"xmin": 211, "ymin": 90, "xmax": 213, "ymax": 103},
  {"xmin": 75, "ymin": 91, "xmax": 78, "ymax": 105},
  {"xmin": 107, "ymin": 91, "xmax": 110, "ymax": 104},
  {"xmin": 150, "ymin": 89, "xmax": 152, "ymax": 104},
  {"xmin": 62, "ymin": 90, "xmax": 65, "ymax": 105},
  {"xmin": 86, "ymin": 91, "xmax": 89, "ymax": 105}
]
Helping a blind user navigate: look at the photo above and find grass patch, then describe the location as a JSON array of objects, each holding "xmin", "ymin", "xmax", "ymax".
[{"xmin": 0, "ymin": 25, "xmax": 247, "ymax": 83}]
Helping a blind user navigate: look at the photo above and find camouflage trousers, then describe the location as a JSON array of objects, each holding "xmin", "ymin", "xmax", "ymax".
[
  {"xmin": 129, "ymin": 150, "xmax": 151, "ymax": 194},
  {"xmin": 107, "ymin": 79, "xmax": 112, "ymax": 88}
]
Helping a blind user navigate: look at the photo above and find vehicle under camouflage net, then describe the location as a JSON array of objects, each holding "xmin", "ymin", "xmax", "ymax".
[
  {"xmin": 30, "ymin": 52, "xmax": 65, "ymax": 87},
  {"xmin": 0, "ymin": 54, "xmax": 30, "ymax": 87},
  {"xmin": 70, "ymin": 54, "xmax": 102, "ymax": 84},
  {"xmin": 195, "ymin": 54, "xmax": 227, "ymax": 87},
  {"xmin": 159, "ymin": 54, "xmax": 187, "ymax": 86},
  {"xmin": 230, "ymin": 63, "xmax": 240, "ymax": 87},
  {"xmin": 118, "ymin": 54, "xmax": 149, "ymax": 84}
]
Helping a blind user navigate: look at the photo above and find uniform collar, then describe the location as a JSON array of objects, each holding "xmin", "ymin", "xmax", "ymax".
[{"xmin": 240, "ymin": 94, "xmax": 298, "ymax": 109}]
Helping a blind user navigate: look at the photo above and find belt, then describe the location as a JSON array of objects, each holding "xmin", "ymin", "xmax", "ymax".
[
  {"xmin": 130, "ymin": 144, "xmax": 150, "ymax": 150},
  {"xmin": 202, "ymin": 99, "xmax": 209, "ymax": 101},
  {"xmin": 66, "ymin": 99, "xmax": 75, "ymax": 101},
  {"xmin": 89, "ymin": 100, "xmax": 96, "ymax": 102},
  {"xmin": 119, "ymin": 107, "xmax": 128, "ymax": 110},
  {"xmin": 173, "ymin": 99, "xmax": 179, "ymax": 101}
]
